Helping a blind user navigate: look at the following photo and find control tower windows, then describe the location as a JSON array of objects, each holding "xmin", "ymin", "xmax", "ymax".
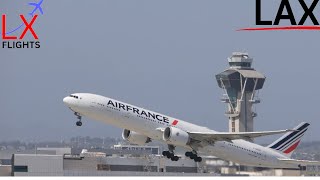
[
  {"xmin": 232, "ymin": 121, "xmax": 235, "ymax": 132},
  {"xmin": 229, "ymin": 62, "xmax": 251, "ymax": 68}
]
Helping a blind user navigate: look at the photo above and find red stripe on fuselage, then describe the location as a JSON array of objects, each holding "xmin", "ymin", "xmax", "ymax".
[
  {"xmin": 172, "ymin": 120, "xmax": 178, "ymax": 126},
  {"xmin": 283, "ymin": 140, "xmax": 300, "ymax": 154}
]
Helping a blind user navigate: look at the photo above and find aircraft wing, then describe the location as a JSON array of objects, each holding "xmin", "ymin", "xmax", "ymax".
[
  {"xmin": 188, "ymin": 129, "xmax": 295, "ymax": 142},
  {"xmin": 278, "ymin": 158, "xmax": 320, "ymax": 165}
]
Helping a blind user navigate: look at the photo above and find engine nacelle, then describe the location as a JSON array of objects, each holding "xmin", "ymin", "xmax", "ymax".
[
  {"xmin": 163, "ymin": 126, "xmax": 190, "ymax": 146},
  {"xmin": 122, "ymin": 129, "xmax": 151, "ymax": 145}
]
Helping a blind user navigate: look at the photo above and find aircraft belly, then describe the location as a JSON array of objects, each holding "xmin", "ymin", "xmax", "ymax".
[{"xmin": 198, "ymin": 142, "xmax": 261, "ymax": 166}]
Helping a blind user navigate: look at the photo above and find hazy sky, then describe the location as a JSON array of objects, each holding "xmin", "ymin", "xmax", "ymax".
[{"xmin": 1, "ymin": 0, "xmax": 319, "ymax": 144}]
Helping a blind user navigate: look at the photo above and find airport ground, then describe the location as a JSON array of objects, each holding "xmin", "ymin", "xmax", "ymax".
[{"xmin": 0, "ymin": 137, "xmax": 319, "ymax": 176}]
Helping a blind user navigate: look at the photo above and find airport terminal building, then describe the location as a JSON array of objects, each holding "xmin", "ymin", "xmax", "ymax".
[
  {"xmin": 1, "ymin": 146, "xmax": 319, "ymax": 176},
  {"xmin": 2, "ymin": 146, "xmax": 206, "ymax": 176}
]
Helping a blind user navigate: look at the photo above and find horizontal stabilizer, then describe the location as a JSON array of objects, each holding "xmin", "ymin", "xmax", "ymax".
[
  {"xmin": 188, "ymin": 129, "xmax": 294, "ymax": 142},
  {"xmin": 278, "ymin": 158, "xmax": 320, "ymax": 166}
]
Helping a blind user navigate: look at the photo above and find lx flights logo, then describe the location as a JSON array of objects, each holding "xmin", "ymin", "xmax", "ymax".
[{"xmin": 1, "ymin": 0, "xmax": 44, "ymax": 48}]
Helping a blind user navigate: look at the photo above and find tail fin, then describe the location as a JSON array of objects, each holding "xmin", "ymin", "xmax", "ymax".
[{"xmin": 267, "ymin": 122, "xmax": 310, "ymax": 157}]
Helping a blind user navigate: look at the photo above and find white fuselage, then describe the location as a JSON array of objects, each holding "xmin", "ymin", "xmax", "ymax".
[{"xmin": 63, "ymin": 93, "xmax": 298, "ymax": 169}]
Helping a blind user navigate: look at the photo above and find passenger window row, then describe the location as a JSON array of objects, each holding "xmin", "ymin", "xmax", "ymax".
[
  {"xmin": 227, "ymin": 142, "xmax": 262, "ymax": 156},
  {"xmin": 137, "ymin": 115, "xmax": 166, "ymax": 126},
  {"xmin": 106, "ymin": 105, "xmax": 120, "ymax": 111}
]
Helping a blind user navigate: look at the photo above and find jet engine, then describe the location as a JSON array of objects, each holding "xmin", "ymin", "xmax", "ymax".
[
  {"xmin": 122, "ymin": 129, "xmax": 151, "ymax": 145},
  {"xmin": 163, "ymin": 127, "xmax": 190, "ymax": 146}
]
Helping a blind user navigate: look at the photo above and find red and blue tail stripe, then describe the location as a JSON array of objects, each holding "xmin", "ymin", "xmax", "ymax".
[{"xmin": 267, "ymin": 122, "xmax": 309, "ymax": 157}]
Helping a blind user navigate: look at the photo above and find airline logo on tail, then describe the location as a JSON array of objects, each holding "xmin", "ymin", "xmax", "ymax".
[{"xmin": 268, "ymin": 122, "xmax": 310, "ymax": 155}]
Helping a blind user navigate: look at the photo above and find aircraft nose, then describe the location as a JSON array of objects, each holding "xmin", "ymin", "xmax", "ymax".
[{"xmin": 63, "ymin": 96, "xmax": 72, "ymax": 106}]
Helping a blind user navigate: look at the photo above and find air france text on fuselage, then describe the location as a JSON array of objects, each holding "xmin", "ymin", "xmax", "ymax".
[{"xmin": 107, "ymin": 100, "xmax": 170, "ymax": 124}]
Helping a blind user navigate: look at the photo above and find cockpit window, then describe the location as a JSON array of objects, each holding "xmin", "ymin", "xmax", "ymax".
[{"xmin": 69, "ymin": 95, "xmax": 79, "ymax": 99}]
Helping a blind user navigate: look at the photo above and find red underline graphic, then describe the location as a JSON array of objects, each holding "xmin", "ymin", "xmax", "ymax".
[{"xmin": 237, "ymin": 26, "xmax": 320, "ymax": 31}]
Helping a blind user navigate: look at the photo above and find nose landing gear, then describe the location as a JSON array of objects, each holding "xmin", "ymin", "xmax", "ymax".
[
  {"xmin": 76, "ymin": 121, "xmax": 82, "ymax": 126},
  {"xmin": 74, "ymin": 112, "xmax": 82, "ymax": 126}
]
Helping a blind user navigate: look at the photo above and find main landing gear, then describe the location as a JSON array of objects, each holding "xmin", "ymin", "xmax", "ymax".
[
  {"xmin": 74, "ymin": 112, "xmax": 82, "ymax": 126},
  {"xmin": 162, "ymin": 145, "xmax": 180, "ymax": 161},
  {"xmin": 185, "ymin": 151, "xmax": 202, "ymax": 162},
  {"xmin": 162, "ymin": 151, "xmax": 179, "ymax": 161}
]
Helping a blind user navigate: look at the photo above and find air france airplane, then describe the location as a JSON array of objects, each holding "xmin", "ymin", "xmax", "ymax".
[{"xmin": 63, "ymin": 93, "xmax": 319, "ymax": 168}]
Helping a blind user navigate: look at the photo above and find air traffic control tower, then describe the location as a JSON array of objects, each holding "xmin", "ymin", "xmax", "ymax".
[{"xmin": 216, "ymin": 52, "xmax": 266, "ymax": 133}]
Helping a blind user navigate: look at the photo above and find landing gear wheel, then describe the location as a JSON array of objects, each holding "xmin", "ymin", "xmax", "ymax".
[
  {"xmin": 167, "ymin": 152, "xmax": 174, "ymax": 159},
  {"xmin": 171, "ymin": 156, "xmax": 179, "ymax": 161},
  {"xmin": 185, "ymin": 152, "xmax": 192, "ymax": 157},
  {"xmin": 185, "ymin": 151, "xmax": 202, "ymax": 162},
  {"xmin": 76, "ymin": 121, "xmax": 82, "ymax": 126},
  {"xmin": 74, "ymin": 112, "xmax": 82, "ymax": 127},
  {"xmin": 162, "ymin": 151, "xmax": 169, "ymax": 156},
  {"xmin": 164, "ymin": 145, "xmax": 178, "ymax": 160},
  {"xmin": 162, "ymin": 149, "xmax": 179, "ymax": 161},
  {"xmin": 190, "ymin": 154, "xmax": 197, "ymax": 159},
  {"xmin": 194, "ymin": 157, "xmax": 202, "ymax": 162}
]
